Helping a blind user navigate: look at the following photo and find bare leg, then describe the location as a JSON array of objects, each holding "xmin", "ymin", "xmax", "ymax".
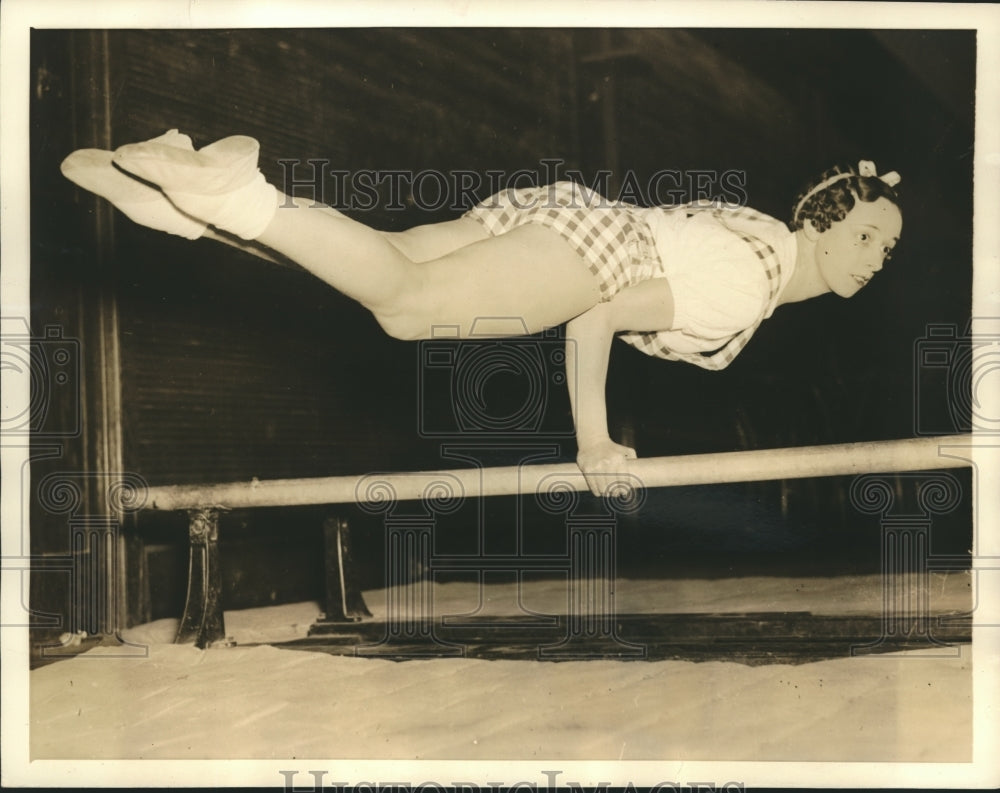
[{"xmin": 252, "ymin": 194, "xmax": 418, "ymax": 314}]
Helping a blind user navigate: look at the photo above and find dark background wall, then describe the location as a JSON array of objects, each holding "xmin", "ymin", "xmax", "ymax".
[{"xmin": 29, "ymin": 28, "xmax": 975, "ymax": 627}]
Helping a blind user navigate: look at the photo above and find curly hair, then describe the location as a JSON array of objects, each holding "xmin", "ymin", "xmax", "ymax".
[{"xmin": 790, "ymin": 163, "xmax": 901, "ymax": 232}]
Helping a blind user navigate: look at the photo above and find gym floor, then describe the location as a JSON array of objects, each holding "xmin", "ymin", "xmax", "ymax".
[{"xmin": 29, "ymin": 572, "xmax": 972, "ymax": 762}]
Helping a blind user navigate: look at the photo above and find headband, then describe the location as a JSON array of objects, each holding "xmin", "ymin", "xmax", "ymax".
[{"xmin": 793, "ymin": 159, "xmax": 901, "ymax": 222}]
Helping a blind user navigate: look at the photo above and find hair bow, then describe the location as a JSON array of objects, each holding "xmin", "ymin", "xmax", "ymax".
[{"xmin": 858, "ymin": 159, "xmax": 901, "ymax": 187}]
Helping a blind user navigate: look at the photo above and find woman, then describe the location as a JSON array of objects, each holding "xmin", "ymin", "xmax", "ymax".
[{"xmin": 61, "ymin": 131, "xmax": 902, "ymax": 495}]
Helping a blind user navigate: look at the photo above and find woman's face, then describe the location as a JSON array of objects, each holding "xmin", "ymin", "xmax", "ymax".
[{"xmin": 814, "ymin": 196, "xmax": 903, "ymax": 297}]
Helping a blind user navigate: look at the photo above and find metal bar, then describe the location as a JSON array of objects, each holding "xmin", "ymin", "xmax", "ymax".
[{"xmin": 144, "ymin": 434, "xmax": 973, "ymax": 512}]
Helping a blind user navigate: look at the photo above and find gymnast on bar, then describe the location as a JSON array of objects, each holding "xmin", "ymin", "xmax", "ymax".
[{"xmin": 61, "ymin": 131, "xmax": 902, "ymax": 496}]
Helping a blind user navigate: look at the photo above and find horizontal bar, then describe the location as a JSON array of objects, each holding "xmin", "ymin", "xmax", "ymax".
[{"xmin": 142, "ymin": 434, "xmax": 973, "ymax": 512}]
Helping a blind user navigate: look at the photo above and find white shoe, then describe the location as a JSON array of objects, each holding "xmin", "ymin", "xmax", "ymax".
[
  {"xmin": 60, "ymin": 130, "xmax": 207, "ymax": 239},
  {"xmin": 113, "ymin": 134, "xmax": 277, "ymax": 240}
]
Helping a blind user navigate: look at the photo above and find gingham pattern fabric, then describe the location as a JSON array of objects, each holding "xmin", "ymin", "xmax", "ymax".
[
  {"xmin": 618, "ymin": 202, "xmax": 786, "ymax": 371},
  {"xmin": 463, "ymin": 181, "xmax": 658, "ymax": 301}
]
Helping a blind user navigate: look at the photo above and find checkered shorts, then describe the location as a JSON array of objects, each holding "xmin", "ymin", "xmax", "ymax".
[{"xmin": 462, "ymin": 181, "xmax": 658, "ymax": 301}]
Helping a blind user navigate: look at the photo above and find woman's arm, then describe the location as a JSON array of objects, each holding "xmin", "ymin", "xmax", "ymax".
[{"xmin": 565, "ymin": 277, "xmax": 675, "ymax": 495}]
